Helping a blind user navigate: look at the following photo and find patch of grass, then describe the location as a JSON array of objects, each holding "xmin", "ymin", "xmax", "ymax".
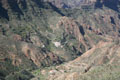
[
  {"xmin": 32, "ymin": 69, "xmax": 46, "ymax": 80},
  {"xmin": 12, "ymin": 26, "xmax": 33, "ymax": 40},
  {"xmin": 5, "ymin": 70, "xmax": 34, "ymax": 80},
  {"xmin": 78, "ymin": 64, "xmax": 120, "ymax": 80}
]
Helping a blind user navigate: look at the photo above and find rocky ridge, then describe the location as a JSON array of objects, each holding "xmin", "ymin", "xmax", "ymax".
[{"xmin": 32, "ymin": 41, "xmax": 120, "ymax": 80}]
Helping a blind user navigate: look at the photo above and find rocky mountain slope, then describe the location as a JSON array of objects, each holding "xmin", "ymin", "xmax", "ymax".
[
  {"xmin": 44, "ymin": 0, "xmax": 120, "ymax": 12},
  {"xmin": 34, "ymin": 41, "xmax": 120, "ymax": 80},
  {"xmin": 0, "ymin": 0, "xmax": 120, "ymax": 80},
  {"xmin": 0, "ymin": 0, "xmax": 65, "ymax": 79}
]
